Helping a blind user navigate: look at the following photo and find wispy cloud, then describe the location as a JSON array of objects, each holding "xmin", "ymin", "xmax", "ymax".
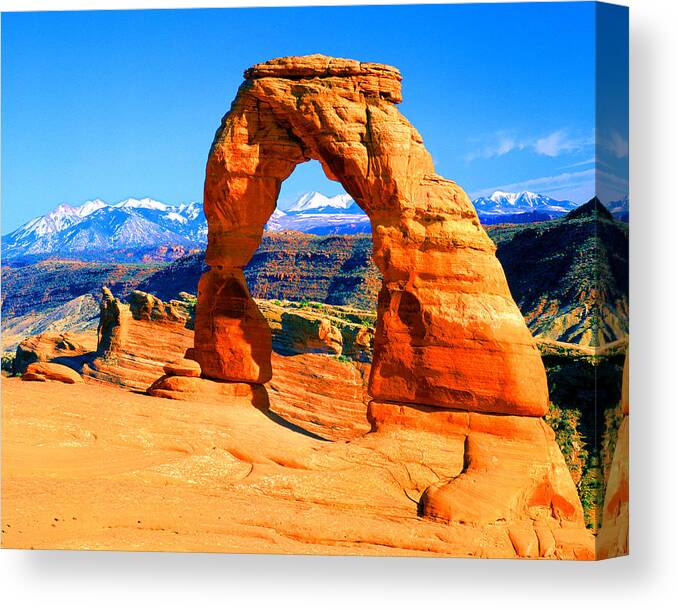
[
  {"xmin": 464, "ymin": 131, "xmax": 527, "ymax": 162},
  {"xmin": 466, "ymin": 128, "xmax": 593, "ymax": 162},
  {"xmin": 600, "ymin": 130, "xmax": 629, "ymax": 158},
  {"xmin": 534, "ymin": 129, "xmax": 593, "ymax": 157},
  {"xmin": 561, "ymin": 156, "xmax": 596, "ymax": 169}
]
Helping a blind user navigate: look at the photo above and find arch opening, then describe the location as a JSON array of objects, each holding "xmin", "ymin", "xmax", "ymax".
[{"xmin": 229, "ymin": 160, "xmax": 381, "ymax": 441}]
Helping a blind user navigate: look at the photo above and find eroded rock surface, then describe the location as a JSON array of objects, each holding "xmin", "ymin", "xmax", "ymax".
[
  {"xmin": 193, "ymin": 54, "xmax": 548, "ymax": 416},
  {"xmin": 598, "ymin": 353, "xmax": 629, "ymax": 557},
  {"xmin": 22, "ymin": 361, "xmax": 84, "ymax": 384},
  {"xmin": 257, "ymin": 299, "xmax": 374, "ymax": 361},
  {"xmin": 2, "ymin": 378, "xmax": 593, "ymax": 558},
  {"xmin": 13, "ymin": 331, "xmax": 96, "ymax": 376},
  {"xmin": 369, "ymin": 402, "xmax": 587, "ymax": 553},
  {"xmin": 86, "ymin": 288, "xmax": 194, "ymax": 390}
]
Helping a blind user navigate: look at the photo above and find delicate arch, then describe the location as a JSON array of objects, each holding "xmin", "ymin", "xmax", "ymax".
[{"xmin": 194, "ymin": 55, "xmax": 548, "ymax": 416}]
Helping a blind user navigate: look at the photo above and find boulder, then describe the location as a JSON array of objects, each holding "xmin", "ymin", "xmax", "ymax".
[
  {"xmin": 163, "ymin": 358, "xmax": 201, "ymax": 378},
  {"xmin": 22, "ymin": 362, "xmax": 83, "ymax": 384},
  {"xmin": 13, "ymin": 332, "xmax": 96, "ymax": 375},
  {"xmin": 147, "ymin": 374, "xmax": 266, "ymax": 406}
]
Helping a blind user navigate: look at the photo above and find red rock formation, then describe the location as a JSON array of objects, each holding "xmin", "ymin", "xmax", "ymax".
[
  {"xmin": 598, "ymin": 352, "xmax": 629, "ymax": 557},
  {"xmin": 85, "ymin": 289, "xmax": 194, "ymax": 390},
  {"xmin": 71, "ymin": 290, "xmax": 373, "ymax": 440},
  {"xmin": 368, "ymin": 401, "xmax": 591, "ymax": 557},
  {"xmin": 13, "ymin": 332, "xmax": 97, "ymax": 375},
  {"xmin": 164, "ymin": 358, "xmax": 201, "ymax": 378},
  {"xmin": 193, "ymin": 54, "xmax": 547, "ymax": 416},
  {"xmin": 177, "ymin": 55, "xmax": 592, "ymax": 555},
  {"xmin": 22, "ymin": 362, "xmax": 84, "ymax": 384},
  {"xmin": 256, "ymin": 299, "xmax": 374, "ymax": 361}
]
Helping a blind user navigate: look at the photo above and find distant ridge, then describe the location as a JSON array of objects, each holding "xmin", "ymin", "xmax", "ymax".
[
  {"xmin": 2, "ymin": 190, "xmax": 628, "ymax": 263},
  {"xmin": 565, "ymin": 196, "xmax": 614, "ymax": 221}
]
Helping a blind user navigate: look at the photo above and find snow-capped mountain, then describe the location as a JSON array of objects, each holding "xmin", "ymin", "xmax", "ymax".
[
  {"xmin": 266, "ymin": 192, "xmax": 369, "ymax": 234},
  {"xmin": 285, "ymin": 192, "xmax": 362, "ymax": 215},
  {"xmin": 2, "ymin": 197, "xmax": 207, "ymax": 262},
  {"xmin": 472, "ymin": 191, "xmax": 578, "ymax": 223},
  {"xmin": 2, "ymin": 189, "xmax": 626, "ymax": 264}
]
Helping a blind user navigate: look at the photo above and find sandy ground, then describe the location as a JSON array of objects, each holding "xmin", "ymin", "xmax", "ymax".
[{"xmin": 2, "ymin": 376, "xmax": 520, "ymax": 557}]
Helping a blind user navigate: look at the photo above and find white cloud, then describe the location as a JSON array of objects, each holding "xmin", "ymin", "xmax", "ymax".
[
  {"xmin": 561, "ymin": 157, "xmax": 596, "ymax": 169},
  {"xmin": 464, "ymin": 131, "xmax": 527, "ymax": 162},
  {"xmin": 535, "ymin": 130, "xmax": 583, "ymax": 156},
  {"xmin": 466, "ymin": 128, "xmax": 593, "ymax": 162},
  {"xmin": 600, "ymin": 130, "xmax": 629, "ymax": 158}
]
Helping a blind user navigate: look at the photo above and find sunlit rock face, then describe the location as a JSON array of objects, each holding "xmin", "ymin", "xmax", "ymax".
[
  {"xmin": 598, "ymin": 353, "xmax": 629, "ymax": 558},
  {"xmin": 194, "ymin": 54, "xmax": 547, "ymax": 417},
  {"xmin": 187, "ymin": 55, "xmax": 592, "ymax": 556}
]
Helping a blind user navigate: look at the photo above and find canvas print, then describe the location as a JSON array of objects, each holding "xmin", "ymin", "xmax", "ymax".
[{"xmin": 1, "ymin": 2, "xmax": 629, "ymax": 559}]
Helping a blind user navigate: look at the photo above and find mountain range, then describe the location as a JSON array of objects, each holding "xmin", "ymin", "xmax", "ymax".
[
  {"xmin": 266, "ymin": 192, "xmax": 371, "ymax": 234},
  {"xmin": 473, "ymin": 191, "xmax": 578, "ymax": 224},
  {"xmin": 1, "ymin": 190, "xmax": 628, "ymax": 263},
  {"xmin": 1, "ymin": 197, "xmax": 206, "ymax": 263}
]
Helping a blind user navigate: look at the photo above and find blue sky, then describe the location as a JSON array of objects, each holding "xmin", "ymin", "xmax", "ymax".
[{"xmin": 1, "ymin": 2, "xmax": 628, "ymax": 232}]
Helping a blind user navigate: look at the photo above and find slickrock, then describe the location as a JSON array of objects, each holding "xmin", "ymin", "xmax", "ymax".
[
  {"xmin": 2, "ymin": 378, "xmax": 594, "ymax": 558},
  {"xmin": 193, "ymin": 54, "xmax": 548, "ymax": 416},
  {"xmin": 22, "ymin": 361, "xmax": 84, "ymax": 384},
  {"xmin": 598, "ymin": 352, "xmax": 629, "ymax": 557},
  {"xmin": 368, "ymin": 400, "xmax": 591, "ymax": 557},
  {"xmin": 266, "ymin": 353, "xmax": 371, "ymax": 441}
]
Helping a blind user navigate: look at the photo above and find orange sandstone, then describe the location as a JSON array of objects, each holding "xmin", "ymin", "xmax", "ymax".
[
  {"xmin": 598, "ymin": 352, "xmax": 629, "ymax": 557},
  {"xmin": 193, "ymin": 54, "xmax": 548, "ymax": 416}
]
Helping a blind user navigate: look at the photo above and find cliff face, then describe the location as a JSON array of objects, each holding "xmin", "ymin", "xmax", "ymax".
[
  {"xmin": 1, "ymin": 260, "xmax": 161, "ymax": 318},
  {"xmin": 1, "ymin": 260, "xmax": 162, "ymax": 351},
  {"xmin": 487, "ymin": 200, "xmax": 629, "ymax": 346},
  {"xmin": 137, "ymin": 232, "xmax": 380, "ymax": 310}
]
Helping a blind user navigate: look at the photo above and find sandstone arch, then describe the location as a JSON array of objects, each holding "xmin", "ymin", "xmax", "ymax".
[{"xmin": 194, "ymin": 55, "xmax": 548, "ymax": 417}]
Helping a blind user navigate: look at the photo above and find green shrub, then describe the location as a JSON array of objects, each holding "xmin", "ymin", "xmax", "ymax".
[{"xmin": 1, "ymin": 352, "xmax": 16, "ymax": 374}]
